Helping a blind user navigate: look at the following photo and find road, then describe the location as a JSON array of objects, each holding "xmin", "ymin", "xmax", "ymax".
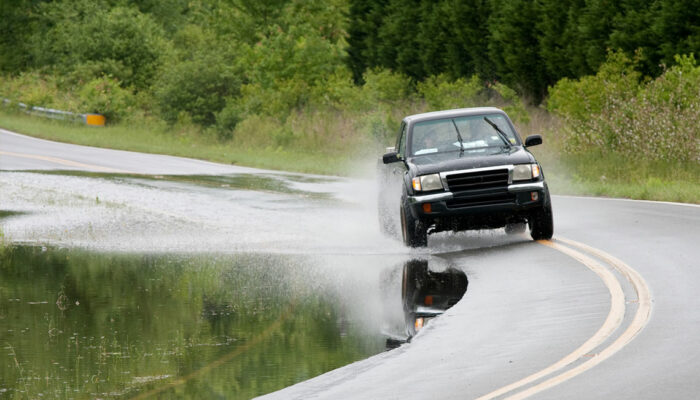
[{"xmin": 1, "ymin": 128, "xmax": 699, "ymax": 399}]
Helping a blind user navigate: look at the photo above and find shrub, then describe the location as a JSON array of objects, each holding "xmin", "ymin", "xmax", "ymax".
[
  {"xmin": 0, "ymin": 72, "xmax": 86, "ymax": 113},
  {"xmin": 547, "ymin": 51, "xmax": 700, "ymax": 162},
  {"xmin": 35, "ymin": 3, "xmax": 167, "ymax": 90},
  {"xmin": 547, "ymin": 51, "xmax": 641, "ymax": 121},
  {"xmin": 155, "ymin": 55, "xmax": 240, "ymax": 127},
  {"xmin": 78, "ymin": 76, "xmax": 136, "ymax": 122},
  {"xmin": 489, "ymin": 82, "xmax": 530, "ymax": 123},
  {"xmin": 309, "ymin": 69, "xmax": 362, "ymax": 110},
  {"xmin": 417, "ymin": 74, "xmax": 482, "ymax": 110},
  {"xmin": 0, "ymin": 73, "xmax": 59, "ymax": 109},
  {"xmin": 362, "ymin": 68, "xmax": 414, "ymax": 105}
]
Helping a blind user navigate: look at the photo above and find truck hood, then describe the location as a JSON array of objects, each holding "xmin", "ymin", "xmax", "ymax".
[{"xmin": 407, "ymin": 147, "xmax": 536, "ymax": 176}]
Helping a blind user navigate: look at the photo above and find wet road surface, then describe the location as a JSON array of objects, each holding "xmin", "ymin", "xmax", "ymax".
[{"xmin": 2, "ymin": 129, "xmax": 700, "ymax": 399}]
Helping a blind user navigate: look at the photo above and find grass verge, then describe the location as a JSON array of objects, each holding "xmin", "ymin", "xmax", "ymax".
[{"xmin": 0, "ymin": 109, "xmax": 357, "ymax": 176}]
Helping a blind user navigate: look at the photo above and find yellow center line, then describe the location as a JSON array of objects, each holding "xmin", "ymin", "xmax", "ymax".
[
  {"xmin": 476, "ymin": 239, "xmax": 626, "ymax": 400},
  {"xmin": 506, "ymin": 238, "xmax": 652, "ymax": 399},
  {"xmin": 0, "ymin": 150, "xmax": 132, "ymax": 173}
]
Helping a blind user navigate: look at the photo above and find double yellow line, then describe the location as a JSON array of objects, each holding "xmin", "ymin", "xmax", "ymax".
[{"xmin": 477, "ymin": 238, "xmax": 652, "ymax": 400}]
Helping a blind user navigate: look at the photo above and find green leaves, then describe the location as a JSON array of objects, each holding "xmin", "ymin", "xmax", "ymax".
[
  {"xmin": 35, "ymin": 2, "xmax": 167, "ymax": 91},
  {"xmin": 547, "ymin": 51, "xmax": 700, "ymax": 162},
  {"xmin": 78, "ymin": 76, "xmax": 136, "ymax": 121},
  {"xmin": 417, "ymin": 74, "xmax": 482, "ymax": 110}
]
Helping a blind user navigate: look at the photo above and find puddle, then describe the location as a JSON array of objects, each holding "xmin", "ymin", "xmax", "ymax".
[
  {"xmin": 0, "ymin": 246, "xmax": 386, "ymax": 398},
  {"xmin": 0, "ymin": 170, "xmax": 395, "ymax": 253}
]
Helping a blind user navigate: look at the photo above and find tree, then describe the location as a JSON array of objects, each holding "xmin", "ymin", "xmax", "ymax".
[
  {"xmin": 0, "ymin": 0, "xmax": 46, "ymax": 72},
  {"xmin": 440, "ymin": 0, "xmax": 494, "ymax": 80},
  {"xmin": 488, "ymin": 0, "xmax": 546, "ymax": 100},
  {"xmin": 33, "ymin": 1, "xmax": 167, "ymax": 90},
  {"xmin": 574, "ymin": 0, "xmax": 622, "ymax": 74},
  {"xmin": 536, "ymin": 0, "xmax": 583, "ymax": 84},
  {"xmin": 347, "ymin": 0, "xmax": 390, "ymax": 83},
  {"xmin": 653, "ymin": 0, "xmax": 700, "ymax": 68},
  {"xmin": 608, "ymin": 0, "xmax": 660, "ymax": 75}
]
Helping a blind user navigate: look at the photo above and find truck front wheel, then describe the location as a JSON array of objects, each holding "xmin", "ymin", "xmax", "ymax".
[
  {"xmin": 529, "ymin": 192, "xmax": 554, "ymax": 240},
  {"xmin": 401, "ymin": 200, "xmax": 428, "ymax": 247}
]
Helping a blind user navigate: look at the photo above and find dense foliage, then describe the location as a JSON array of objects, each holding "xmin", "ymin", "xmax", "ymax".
[
  {"xmin": 548, "ymin": 52, "xmax": 700, "ymax": 162},
  {"xmin": 0, "ymin": 0, "xmax": 529, "ymax": 149},
  {"xmin": 348, "ymin": 0, "xmax": 700, "ymax": 101}
]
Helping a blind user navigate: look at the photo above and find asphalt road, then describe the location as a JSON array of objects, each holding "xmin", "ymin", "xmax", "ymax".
[{"xmin": 1, "ymin": 129, "xmax": 699, "ymax": 399}]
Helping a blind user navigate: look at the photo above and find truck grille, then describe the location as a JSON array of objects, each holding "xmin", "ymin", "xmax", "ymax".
[
  {"xmin": 446, "ymin": 192, "xmax": 515, "ymax": 209},
  {"xmin": 445, "ymin": 168, "xmax": 509, "ymax": 192}
]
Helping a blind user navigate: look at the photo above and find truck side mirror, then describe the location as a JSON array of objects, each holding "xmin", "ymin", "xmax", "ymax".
[
  {"xmin": 383, "ymin": 152, "xmax": 401, "ymax": 164},
  {"xmin": 524, "ymin": 135, "xmax": 543, "ymax": 147}
]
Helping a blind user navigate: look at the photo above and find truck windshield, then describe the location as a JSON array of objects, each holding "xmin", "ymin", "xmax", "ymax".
[{"xmin": 411, "ymin": 114, "xmax": 518, "ymax": 156}]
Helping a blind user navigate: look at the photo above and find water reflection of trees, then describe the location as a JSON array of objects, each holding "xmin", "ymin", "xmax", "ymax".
[{"xmin": 0, "ymin": 246, "xmax": 381, "ymax": 398}]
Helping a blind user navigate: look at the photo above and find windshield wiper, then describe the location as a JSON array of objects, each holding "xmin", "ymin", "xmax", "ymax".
[
  {"xmin": 483, "ymin": 117, "xmax": 512, "ymax": 148},
  {"xmin": 451, "ymin": 119, "xmax": 465, "ymax": 155}
]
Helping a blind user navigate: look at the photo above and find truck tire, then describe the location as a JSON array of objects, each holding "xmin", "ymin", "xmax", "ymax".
[
  {"xmin": 401, "ymin": 199, "xmax": 428, "ymax": 247},
  {"xmin": 529, "ymin": 192, "xmax": 554, "ymax": 240}
]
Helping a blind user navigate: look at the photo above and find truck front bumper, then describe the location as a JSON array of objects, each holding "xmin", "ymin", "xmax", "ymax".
[{"xmin": 406, "ymin": 181, "xmax": 547, "ymax": 228}]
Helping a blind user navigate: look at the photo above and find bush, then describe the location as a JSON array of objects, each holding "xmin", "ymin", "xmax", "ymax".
[
  {"xmin": 78, "ymin": 77, "xmax": 136, "ymax": 122},
  {"xmin": 489, "ymin": 82, "xmax": 530, "ymax": 123},
  {"xmin": 35, "ymin": 3, "xmax": 167, "ymax": 90},
  {"xmin": 547, "ymin": 51, "xmax": 641, "ymax": 121},
  {"xmin": 155, "ymin": 55, "xmax": 240, "ymax": 127},
  {"xmin": 362, "ymin": 68, "xmax": 414, "ymax": 105},
  {"xmin": 0, "ymin": 73, "xmax": 60, "ymax": 109},
  {"xmin": 417, "ymin": 74, "xmax": 482, "ymax": 110},
  {"xmin": 309, "ymin": 69, "xmax": 361, "ymax": 110},
  {"xmin": 547, "ymin": 51, "xmax": 699, "ymax": 162}
]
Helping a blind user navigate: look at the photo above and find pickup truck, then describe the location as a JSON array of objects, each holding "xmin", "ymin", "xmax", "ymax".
[{"xmin": 377, "ymin": 107, "xmax": 553, "ymax": 247}]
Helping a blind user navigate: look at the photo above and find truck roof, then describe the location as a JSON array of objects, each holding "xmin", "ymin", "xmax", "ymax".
[{"xmin": 403, "ymin": 107, "xmax": 506, "ymax": 124}]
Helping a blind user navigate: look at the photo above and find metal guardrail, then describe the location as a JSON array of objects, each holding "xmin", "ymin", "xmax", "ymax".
[{"xmin": 2, "ymin": 98, "xmax": 105, "ymax": 126}]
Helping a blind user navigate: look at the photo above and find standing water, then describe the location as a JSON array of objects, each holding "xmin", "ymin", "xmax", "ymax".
[
  {"xmin": 0, "ymin": 170, "xmax": 478, "ymax": 398},
  {"xmin": 0, "ymin": 246, "xmax": 388, "ymax": 398}
]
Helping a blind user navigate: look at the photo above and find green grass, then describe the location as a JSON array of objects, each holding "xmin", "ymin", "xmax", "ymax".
[
  {"xmin": 0, "ymin": 109, "xmax": 357, "ymax": 176},
  {"xmin": 534, "ymin": 149, "xmax": 700, "ymax": 204}
]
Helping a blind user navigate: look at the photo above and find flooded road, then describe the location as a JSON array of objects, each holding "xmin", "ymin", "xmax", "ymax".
[
  {"xmin": 0, "ymin": 146, "xmax": 477, "ymax": 398},
  {"xmin": 0, "ymin": 170, "xmax": 393, "ymax": 254},
  {"xmin": 0, "ymin": 244, "xmax": 467, "ymax": 398}
]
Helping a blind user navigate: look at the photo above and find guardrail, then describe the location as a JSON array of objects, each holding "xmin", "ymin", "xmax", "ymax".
[{"xmin": 2, "ymin": 98, "xmax": 105, "ymax": 126}]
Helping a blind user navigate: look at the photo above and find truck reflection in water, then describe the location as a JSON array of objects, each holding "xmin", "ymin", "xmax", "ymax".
[{"xmin": 385, "ymin": 259, "xmax": 468, "ymax": 349}]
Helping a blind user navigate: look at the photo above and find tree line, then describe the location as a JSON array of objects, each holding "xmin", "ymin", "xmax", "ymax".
[{"xmin": 348, "ymin": 0, "xmax": 700, "ymax": 101}]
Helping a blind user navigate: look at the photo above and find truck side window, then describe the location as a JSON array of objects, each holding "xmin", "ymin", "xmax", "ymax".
[{"xmin": 397, "ymin": 123, "xmax": 407, "ymax": 159}]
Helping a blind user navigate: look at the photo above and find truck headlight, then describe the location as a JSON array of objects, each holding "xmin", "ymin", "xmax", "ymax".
[
  {"xmin": 412, "ymin": 174, "xmax": 443, "ymax": 191},
  {"xmin": 513, "ymin": 164, "xmax": 540, "ymax": 181}
]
